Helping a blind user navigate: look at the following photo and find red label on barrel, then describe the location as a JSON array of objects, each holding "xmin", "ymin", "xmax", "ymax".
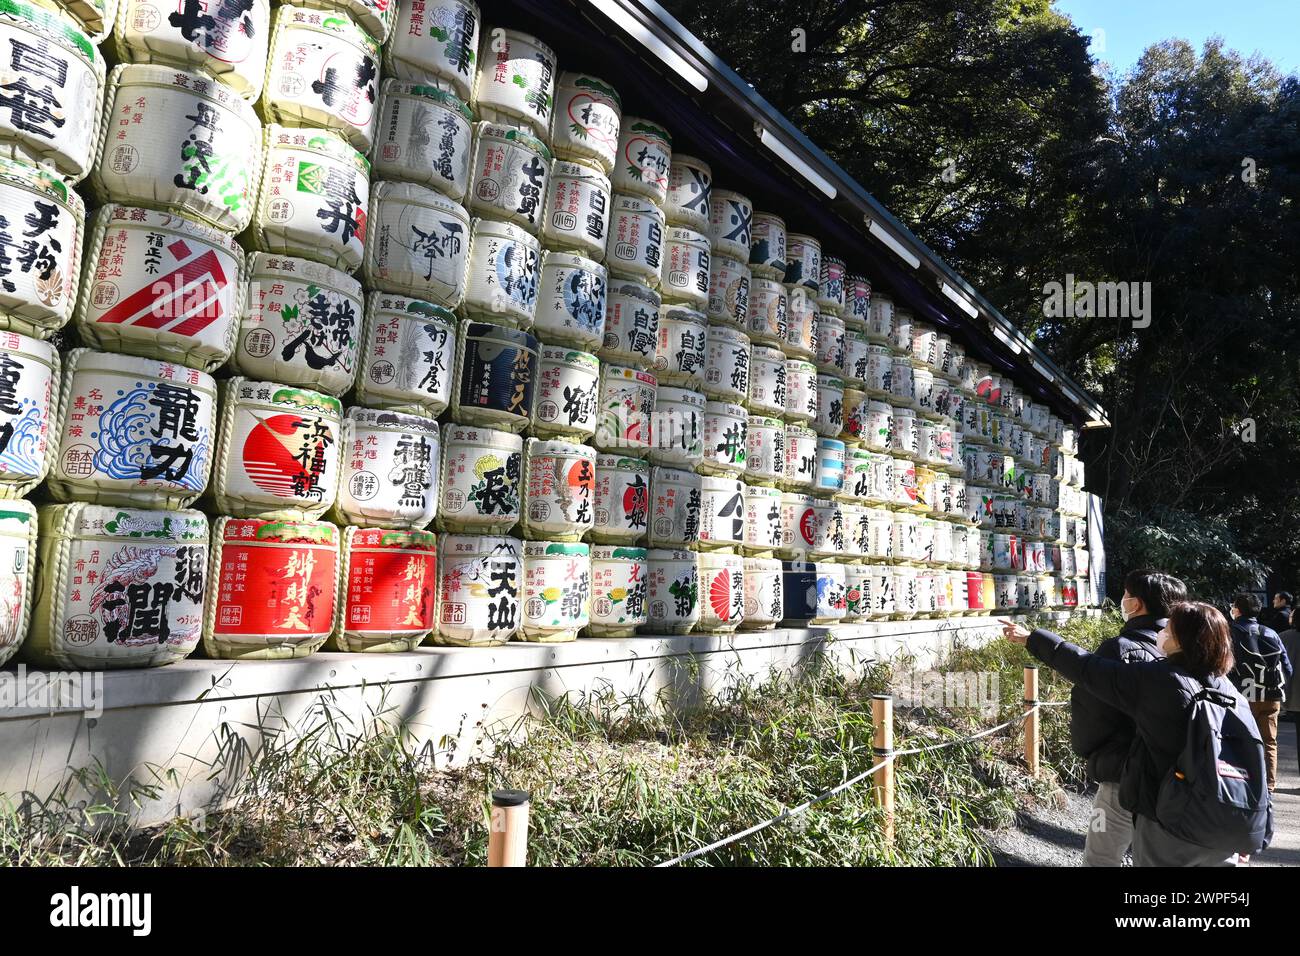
[
  {"xmin": 346, "ymin": 530, "xmax": 437, "ymax": 632},
  {"xmin": 214, "ymin": 519, "xmax": 337, "ymax": 636}
]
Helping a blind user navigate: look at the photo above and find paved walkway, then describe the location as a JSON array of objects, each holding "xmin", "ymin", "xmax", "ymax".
[{"xmin": 1254, "ymin": 717, "xmax": 1299, "ymax": 867}]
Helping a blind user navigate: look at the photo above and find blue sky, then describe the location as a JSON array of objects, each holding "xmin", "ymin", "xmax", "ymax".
[{"xmin": 1052, "ymin": 0, "xmax": 1300, "ymax": 76}]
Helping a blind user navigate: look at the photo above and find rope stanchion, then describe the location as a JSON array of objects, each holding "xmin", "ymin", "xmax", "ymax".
[{"xmin": 871, "ymin": 694, "xmax": 895, "ymax": 845}]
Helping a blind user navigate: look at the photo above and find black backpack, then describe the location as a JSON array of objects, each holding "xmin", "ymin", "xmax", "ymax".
[
  {"xmin": 1231, "ymin": 622, "xmax": 1288, "ymax": 702},
  {"xmin": 1154, "ymin": 679, "xmax": 1273, "ymax": 855}
]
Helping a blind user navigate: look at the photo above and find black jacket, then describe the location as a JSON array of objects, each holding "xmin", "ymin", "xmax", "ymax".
[
  {"xmin": 1259, "ymin": 605, "xmax": 1291, "ymax": 634},
  {"xmin": 1068, "ymin": 614, "xmax": 1165, "ymax": 783},
  {"xmin": 1028, "ymin": 628, "xmax": 1251, "ymax": 821},
  {"xmin": 1229, "ymin": 617, "xmax": 1293, "ymax": 702}
]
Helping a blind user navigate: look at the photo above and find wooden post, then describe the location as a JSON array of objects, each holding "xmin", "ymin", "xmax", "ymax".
[
  {"xmin": 1023, "ymin": 666, "xmax": 1040, "ymax": 778},
  {"xmin": 871, "ymin": 694, "xmax": 895, "ymax": 845},
  {"xmin": 488, "ymin": 789, "xmax": 531, "ymax": 867}
]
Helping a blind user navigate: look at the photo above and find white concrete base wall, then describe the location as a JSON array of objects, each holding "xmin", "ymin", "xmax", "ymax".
[{"xmin": 0, "ymin": 612, "xmax": 1090, "ymax": 827}]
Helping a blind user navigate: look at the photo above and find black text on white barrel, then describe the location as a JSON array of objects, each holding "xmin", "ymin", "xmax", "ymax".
[
  {"xmin": 748, "ymin": 211, "xmax": 787, "ymax": 280},
  {"xmin": 611, "ymin": 117, "xmax": 671, "ymax": 205},
  {"xmin": 0, "ymin": 499, "xmax": 35, "ymax": 666},
  {"xmin": 386, "ymin": 0, "xmax": 480, "ymax": 103},
  {"xmin": 549, "ymin": 72, "xmax": 621, "ymax": 174},
  {"xmin": 50, "ymin": 349, "xmax": 217, "ymax": 508},
  {"xmin": 706, "ymin": 253, "xmax": 750, "ymax": 329},
  {"xmin": 844, "ymin": 274, "xmax": 871, "ymax": 328},
  {"xmin": 211, "ymin": 378, "xmax": 343, "ymax": 518},
  {"xmin": 474, "ymin": 27, "xmax": 555, "ymax": 141},
  {"xmin": 745, "ymin": 345, "xmax": 786, "ymax": 416},
  {"xmin": 653, "ymin": 305, "xmax": 707, "ymax": 389},
  {"xmin": 648, "ymin": 385, "xmax": 704, "ymax": 470},
  {"xmin": 599, "ymin": 280, "xmax": 659, "ymax": 369},
  {"xmin": 605, "ymin": 193, "xmax": 665, "ymax": 287},
  {"xmin": 664, "ymin": 154, "xmax": 712, "ymax": 232},
  {"xmin": 436, "ymin": 423, "xmax": 522, "ymax": 534},
  {"xmin": 363, "ymin": 180, "xmax": 471, "ymax": 306},
  {"xmin": 92, "ymin": 64, "xmax": 262, "ymax": 233},
  {"xmin": 591, "ymin": 455, "xmax": 648, "ymax": 544},
  {"xmin": 708, "ymin": 189, "xmax": 753, "ymax": 263},
  {"xmin": 696, "ymin": 473, "xmax": 745, "ymax": 550},
  {"xmin": 700, "ymin": 400, "xmax": 747, "ymax": 477},
  {"xmin": 433, "ymin": 533, "xmax": 521, "ymax": 645},
  {"xmin": 696, "ymin": 550, "xmax": 744, "ymax": 633},
  {"xmin": 531, "ymin": 344, "xmax": 599, "ymax": 441},
  {"xmin": 249, "ymin": 126, "xmax": 370, "ymax": 273},
  {"xmin": 0, "ymin": 331, "xmax": 58, "ymax": 496},
  {"xmin": 27, "ymin": 503, "xmax": 209, "ymax": 669},
  {"xmin": 594, "ymin": 363, "xmax": 655, "ymax": 456},
  {"xmin": 335, "ymin": 526, "xmax": 437, "ymax": 653},
  {"xmin": 372, "ymin": 79, "xmax": 475, "ymax": 201},
  {"xmin": 740, "ymin": 555, "xmax": 782, "ymax": 630},
  {"xmin": 520, "ymin": 540, "xmax": 590, "ymax": 642},
  {"xmin": 659, "ymin": 226, "xmax": 711, "ymax": 312},
  {"xmin": 534, "ymin": 252, "xmax": 607, "ymax": 350},
  {"xmin": 746, "ymin": 277, "xmax": 787, "ymax": 348},
  {"xmin": 522, "ymin": 437, "xmax": 596, "ymax": 541},
  {"xmin": 299, "ymin": 0, "xmax": 395, "ymax": 44},
  {"xmin": 463, "ymin": 218, "xmax": 541, "ymax": 327},
  {"xmin": 742, "ymin": 482, "xmax": 782, "ymax": 554},
  {"xmin": 467, "ymin": 121, "xmax": 551, "ymax": 235},
  {"xmin": 0, "ymin": 158, "xmax": 85, "ymax": 338},
  {"xmin": 542, "ymin": 160, "xmax": 612, "ymax": 262},
  {"xmin": 818, "ymin": 255, "xmax": 846, "ymax": 314},
  {"xmin": 75, "ymin": 204, "xmax": 244, "ymax": 372},
  {"xmin": 588, "ymin": 545, "xmax": 647, "ymax": 636},
  {"xmin": 236, "ymin": 253, "xmax": 363, "ymax": 396},
  {"xmin": 645, "ymin": 548, "xmax": 699, "ymax": 634},
  {"xmin": 355, "ymin": 293, "xmax": 455, "ymax": 416},
  {"xmin": 648, "ymin": 465, "xmax": 699, "ymax": 549},
  {"xmin": 333, "ymin": 407, "xmax": 440, "ymax": 529}
]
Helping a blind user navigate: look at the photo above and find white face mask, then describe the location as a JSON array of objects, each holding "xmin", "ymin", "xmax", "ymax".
[{"xmin": 1120, "ymin": 595, "xmax": 1135, "ymax": 622}]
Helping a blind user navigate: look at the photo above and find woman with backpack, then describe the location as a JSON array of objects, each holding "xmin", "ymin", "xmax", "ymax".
[{"xmin": 1002, "ymin": 602, "xmax": 1273, "ymax": 867}]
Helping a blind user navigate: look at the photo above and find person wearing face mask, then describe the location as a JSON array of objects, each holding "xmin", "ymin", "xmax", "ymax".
[{"xmin": 1068, "ymin": 569, "xmax": 1188, "ymax": 866}]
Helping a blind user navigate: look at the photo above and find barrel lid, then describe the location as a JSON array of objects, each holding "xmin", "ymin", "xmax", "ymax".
[
  {"xmin": 621, "ymin": 118, "xmax": 671, "ymax": 146},
  {"xmin": 558, "ymin": 72, "xmax": 622, "ymax": 109}
]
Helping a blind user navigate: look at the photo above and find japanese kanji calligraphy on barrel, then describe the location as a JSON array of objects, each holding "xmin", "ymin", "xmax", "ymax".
[
  {"xmin": 0, "ymin": 330, "xmax": 58, "ymax": 497},
  {"xmin": 695, "ymin": 550, "xmax": 743, "ymax": 633},
  {"xmin": 593, "ymin": 363, "xmax": 654, "ymax": 456},
  {"xmin": 363, "ymin": 179, "xmax": 470, "ymax": 307},
  {"xmin": 520, "ymin": 540, "xmax": 589, "ymax": 642},
  {"xmin": 463, "ymin": 218, "xmax": 540, "ymax": 326},
  {"xmin": 521, "ymin": 437, "xmax": 595, "ymax": 541},
  {"xmin": 27, "ymin": 503, "xmax": 208, "ymax": 668},
  {"xmin": 334, "ymin": 526, "xmax": 436, "ymax": 652},
  {"xmin": 818, "ymin": 255, "xmax": 845, "ymax": 315},
  {"xmin": 432, "ymin": 533, "xmax": 521, "ymax": 645},
  {"xmin": 450, "ymin": 320, "xmax": 538, "ymax": 431},
  {"xmin": 590, "ymin": 454, "xmax": 648, "ymax": 544},
  {"xmin": 0, "ymin": 498, "xmax": 34, "ymax": 666},
  {"xmin": 611, "ymin": 117, "xmax": 670, "ymax": 205},
  {"xmin": 705, "ymin": 253, "xmax": 749, "ymax": 329},
  {"xmin": 782, "ymin": 285, "xmax": 817, "ymax": 360},
  {"xmin": 354, "ymin": 292, "xmax": 455, "ymax": 417},
  {"xmin": 385, "ymin": 0, "xmax": 479, "ymax": 103},
  {"xmin": 0, "ymin": 157, "xmax": 84, "ymax": 338},
  {"xmin": 743, "ymin": 415, "xmax": 783, "ymax": 486},
  {"xmin": 372, "ymin": 79, "xmax": 474, "ymax": 200},
  {"xmin": 234, "ymin": 253, "xmax": 362, "ymax": 395},
  {"xmin": 748, "ymin": 211, "xmax": 786, "ymax": 281},
  {"xmin": 530, "ymin": 344, "xmax": 599, "ymax": 440},
  {"xmin": 664, "ymin": 154, "xmax": 711, "ymax": 232},
  {"xmin": 699, "ymin": 399, "xmax": 746, "ymax": 476},
  {"xmin": 739, "ymin": 555, "xmax": 781, "ymax": 630},
  {"xmin": 533, "ymin": 252, "xmax": 606, "ymax": 351},
  {"xmin": 473, "ymin": 26, "xmax": 554, "ymax": 140},
  {"xmin": 658, "ymin": 226, "xmax": 710, "ymax": 311},
  {"xmin": 203, "ymin": 515, "xmax": 338, "ymax": 658},
  {"xmin": 548, "ymin": 71, "xmax": 620, "ymax": 173},
  {"xmin": 436, "ymin": 423, "xmax": 521, "ymax": 533},
  {"xmin": 645, "ymin": 547, "xmax": 697, "ymax": 634},
  {"xmin": 706, "ymin": 189, "xmax": 752, "ymax": 265},
  {"xmin": 647, "ymin": 384, "xmax": 703, "ymax": 470},
  {"xmin": 652, "ymin": 305, "xmax": 706, "ymax": 389},
  {"xmin": 745, "ymin": 344, "xmax": 784, "ymax": 416},
  {"xmin": 467, "ymin": 121, "xmax": 551, "ymax": 235},
  {"xmin": 210, "ymin": 378, "xmax": 342, "ymax": 518},
  {"xmin": 332, "ymin": 406, "xmax": 439, "ymax": 528},
  {"xmin": 50, "ymin": 349, "xmax": 217, "ymax": 508},
  {"xmin": 605, "ymin": 193, "xmax": 664, "ymax": 286},
  {"xmin": 599, "ymin": 279, "xmax": 658, "ymax": 369},
  {"xmin": 696, "ymin": 472, "xmax": 744, "ymax": 550},
  {"xmin": 541, "ymin": 160, "xmax": 611, "ymax": 261},
  {"xmin": 647, "ymin": 464, "xmax": 698, "ymax": 549},
  {"xmin": 741, "ymin": 482, "xmax": 782, "ymax": 555},
  {"xmin": 587, "ymin": 544, "xmax": 646, "ymax": 636}
]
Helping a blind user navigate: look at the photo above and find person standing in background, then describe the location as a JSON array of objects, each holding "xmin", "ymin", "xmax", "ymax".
[
  {"xmin": 1261, "ymin": 592, "xmax": 1293, "ymax": 633},
  {"xmin": 1279, "ymin": 609, "xmax": 1300, "ymax": 748},
  {"xmin": 1229, "ymin": 593, "xmax": 1294, "ymax": 790}
]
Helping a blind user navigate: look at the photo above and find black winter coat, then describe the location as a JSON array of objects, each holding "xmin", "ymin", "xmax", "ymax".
[
  {"xmin": 1068, "ymin": 614, "xmax": 1165, "ymax": 783},
  {"xmin": 1027, "ymin": 628, "xmax": 1251, "ymax": 821}
]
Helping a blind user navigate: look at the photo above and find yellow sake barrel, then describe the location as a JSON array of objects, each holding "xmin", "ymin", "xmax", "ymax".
[
  {"xmin": 372, "ymin": 79, "xmax": 474, "ymax": 200},
  {"xmin": 74, "ymin": 204, "xmax": 244, "ymax": 371},
  {"xmin": 334, "ymin": 526, "xmax": 437, "ymax": 652},
  {"xmin": 354, "ymin": 292, "xmax": 456, "ymax": 416},
  {"xmin": 234, "ymin": 252, "xmax": 363, "ymax": 396},
  {"xmin": 50, "ymin": 348, "xmax": 217, "ymax": 508},
  {"xmin": 0, "ymin": 498, "xmax": 35, "ymax": 666},
  {"xmin": 0, "ymin": 157, "xmax": 85, "ymax": 338},
  {"xmin": 385, "ymin": 0, "xmax": 480, "ymax": 104},
  {"xmin": 210, "ymin": 378, "xmax": 343, "ymax": 518},
  {"xmin": 473, "ymin": 27, "xmax": 555, "ymax": 141},
  {"xmin": 332, "ymin": 406, "xmax": 439, "ymax": 529},
  {"xmin": 248, "ymin": 125, "xmax": 370, "ymax": 272},
  {"xmin": 0, "ymin": 330, "xmax": 58, "ymax": 497},
  {"xmin": 91, "ymin": 63, "xmax": 262, "ymax": 233},
  {"xmin": 363, "ymin": 180, "xmax": 471, "ymax": 308},
  {"xmin": 0, "ymin": 1, "xmax": 105, "ymax": 183},
  {"xmin": 26, "ymin": 503, "xmax": 208, "ymax": 669},
  {"xmin": 111, "ymin": 0, "xmax": 270, "ymax": 100},
  {"xmin": 31, "ymin": 0, "xmax": 116, "ymax": 42},
  {"xmin": 298, "ymin": 0, "xmax": 395, "ymax": 44},
  {"xmin": 262, "ymin": 5, "xmax": 381, "ymax": 152},
  {"xmin": 203, "ymin": 515, "xmax": 339, "ymax": 659}
]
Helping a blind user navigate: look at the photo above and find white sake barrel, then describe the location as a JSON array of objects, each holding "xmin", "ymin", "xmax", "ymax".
[
  {"xmin": 913, "ymin": 366, "xmax": 936, "ymax": 419},
  {"xmin": 744, "ymin": 415, "xmax": 784, "ymax": 485},
  {"xmin": 211, "ymin": 378, "xmax": 342, "ymax": 518},
  {"xmin": 33, "ymin": 0, "xmax": 115, "ymax": 42},
  {"xmin": 746, "ymin": 344, "xmax": 786, "ymax": 416},
  {"xmin": 841, "ymin": 448, "xmax": 873, "ymax": 503},
  {"xmin": 299, "ymin": 0, "xmax": 395, "ymax": 43},
  {"xmin": 815, "ymin": 374, "xmax": 844, "ymax": 438},
  {"xmin": 844, "ymin": 274, "xmax": 871, "ymax": 328},
  {"xmin": 542, "ymin": 160, "xmax": 612, "ymax": 261},
  {"xmin": 695, "ymin": 550, "xmax": 743, "ymax": 633},
  {"xmin": 534, "ymin": 251, "xmax": 606, "ymax": 348},
  {"xmin": 474, "ymin": 27, "xmax": 555, "ymax": 140},
  {"xmin": 783, "ymin": 423, "xmax": 817, "ymax": 492},
  {"xmin": 606, "ymin": 193, "xmax": 665, "ymax": 286},
  {"xmin": 450, "ymin": 321, "xmax": 539, "ymax": 432},
  {"xmin": 437, "ymin": 423, "xmax": 521, "ymax": 533},
  {"xmin": 815, "ymin": 437, "xmax": 846, "ymax": 495},
  {"xmin": 746, "ymin": 276, "xmax": 786, "ymax": 348},
  {"xmin": 742, "ymin": 482, "xmax": 782, "ymax": 554},
  {"xmin": 911, "ymin": 321, "xmax": 937, "ymax": 368},
  {"xmin": 248, "ymin": 126, "xmax": 369, "ymax": 272},
  {"xmin": 867, "ymin": 293, "xmax": 892, "ymax": 343},
  {"xmin": 0, "ymin": 158, "xmax": 84, "ymax": 338},
  {"xmin": 532, "ymin": 344, "xmax": 599, "ymax": 440},
  {"xmin": 703, "ymin": 323, "xmax": 750, "ymax": 403},
  {"xmin": 334, "ymin": 527, "xmax": 437, "ymax": 652},
  {"xmin": 463, "ymin": 217, "xmax": 541, "ymax": 326},
  {"xmin": 659, "ymin": 226, "xmax": 710, "ymax": 311},
  {"xmin": 818, "ymin": 255, "xmax": 846, "ymax": 314},
  {"xmin": 235, "ymin": 253, "xmax": 362, "ymax": 396},
  {"xmin": 893, "ymin": 456, "xmax": 917, "ymax": 509},
  {"xmin": 588, "ymin": 544, "xmax": 647, "ymax": 636},
  {"xmin": 92, "ymin": 64, "xmax": 261, "ymax": 232},
  {"xmin": 385, "ymin": 0, "xmax": 480, "ymax": 103},
  {"xmin": 740, "ymin": 555, "xmax": 782, "ymax": 630},
  {"xmin": 645, "ymin": 548, "xmax": 699, "ymax": 634},
  {"xmin": 841, "ymin": 503, "xmax": 869, "ymax": 557},
  {"xmin": 0, "ymin": 1, "xmax": 105, "ymax": 181},
  {"xmin": 76, "ymin": 204, "xmax": 242, "ymax": 371},
  {"xmin": 113, "ymin": 0, "xmax": 268, "ymax": 99},
  {"xmin": 748, "ymin": 211, "xmax": 786, "ymax": 280},
  {"xmin": 51, "ymin": 349, "xmax": 216, "ymax": 507},
  {"xmin": 933, "ymin": 333, "xmax": 953, "ymax": 378},
  {"xmin": 867, "ymin": 562, "xmax": 894, "ymax": 618},
  {"xmin": 363, "ymin": 181, "xmax": 470, "ymax": 307},
  {"xmin": 333, "ymin": 407, "xmax": 439, "ymax": 529},
  {"xmin": 652, "ymin": 306, "xmax": 707, "ymax": 388},
  {"xmin": 809, "ymin": 497, "xmax": 844, "ymax": 558},
  {"xmin": 706, "ymin": 253, "xmax": 749, "ymax": 328},
  {"xmin": 708, "ymin": 188, "xmax": 752, "ymax": 261},
  {"xmin": 0, "ymin": 499, "xmax": 34, "ymax": 665},
  {"xmin": 27, "ymin": 503, "xmax": 207, "ymax": 668},
  {"xmin": 649, "ymin": 385, "xmax": 704, "ymax": 469},
  {"xmin": 263, "ymin": 5, "xmax": 380, "ymax": 151},
  {"xmin": 594, "ymin": 363, "xmax": 655, "ymax": 456},
  {"xmin": 591, "ymin": 454, "xmax": 648, "ymax": 544},
  {"xmin": 843, "ymin": 563, "xmax": 870, "ymax": 621},
  {"xmin": 891, "ymin": 405, "xmax": 919, "ymax": 460},
  {"xmin": 784, "ymin": 233, "xmax": 821, "ymax": 293},
  {"xmin": 522, "ymin": 438, "xmax": 596, "ymax": 541},
  {"xmin": 0, "ymin": 331, "xmax": 57, "ymax": 497},
  {"xmin": 520, "ymin": 540, "xmax": 590, "ymax": 642},
  {"xmin": 779, "ymin": 491, "xmax": 815, "ymax": 558},
  {"xmin": 814, "ymin": 311, "xmax": 845, "ymax": 375},
  {"xmin": 862, "ymin": 344, "xmax": 891, "ymax": 397},
  {"xmin": 664, "ymin": 154, "xmax": 712, "ymax": 231},
  {"xmin": 889, "ymin": 355, "xmax": 914, "ymax": 408},
  {"xmin": 783, "ymin": 286, "xmax": 818, "ymax": 360},
  {"xmin": 355, "ymin": 293, "xmax": 455, "ymax": 416},
  {"xmin": 467, "ymin": 121, "xmax": 551, "ymax": 234},
  {"xmin": 599, "ymin": 279, "xmax": 658, "ymax": 369},
  {"xmin": 700, "ymin": 400, "xmax": 747, "ymax": 477},
  {"xmin": 549, "ymin": 72, "xmax": 621, "ymax": 172},
  {"xmin": 843, "ymin": 328, "xmax": 869, "ymax": 387},
  {"xmin": 433, "ymin": 533, "xmax": 521, "ymax": 645},
  {"xmin": 866, "ymin": 507, "xmax": 893, "ymax": 560},
  {"xmin": 611, "ymin": 116, "xmax": 671, "ymax": 204},
  {"xmin": 648, "ymin": 465, "xmax": 699, "ymax": 549},
  {"xmin": 784, "ymin": 359, "xmax": 817, "ymax": 424},
  {"xmin": 890, "ymin": 308, "xmax": 913, "ymax": 356},
  {"xmin": 372, "ymin": 80, "xmax": 474, "ymax": 200}
]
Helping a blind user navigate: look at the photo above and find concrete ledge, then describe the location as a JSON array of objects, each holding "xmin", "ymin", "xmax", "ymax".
[{"xmin": 0, "ymin": 611, "xmax": 1093, "ymax": 826}]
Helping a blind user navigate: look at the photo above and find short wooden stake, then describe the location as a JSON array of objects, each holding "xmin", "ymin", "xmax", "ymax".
[
  {"xmin": 1023, "ymin": 666, "xmax": 1040, "ymax": 778},
  {"xmin": 488, "ymin": 789, "xmax": 531, "ymax": 867},
  {"xmin": 871, "ymin": 694, "xmax": 895, "ymax": 845}
]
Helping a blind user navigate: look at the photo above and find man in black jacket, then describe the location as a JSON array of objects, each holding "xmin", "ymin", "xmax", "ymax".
[
  {"xmin": 1260, "ymin": 591, "xmax": 1293, "ymax": 634},
  {"xmin": 1073, "ymin": 569, "xmax": 1187, "ymax": 866},
  {"xmin": 1229, "ymin": 593, "xmax": 1294, "ymax": 790}
]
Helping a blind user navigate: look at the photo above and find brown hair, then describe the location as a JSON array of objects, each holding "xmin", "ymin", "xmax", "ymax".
[{"xmin": 1167, "ymin": 602, "xmax": 1235, "ymax": 677}]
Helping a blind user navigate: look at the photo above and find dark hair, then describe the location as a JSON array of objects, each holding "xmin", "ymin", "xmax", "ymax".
[
  {"xmin": 1277, "ymin": 592, "xmax": 1293, "ymax": 605},
  {"xmin": 1233, "ymin": 592, "xmax": 1262, "ymax": 617},
  {"xmin": 1168, "ymin": 602, "xmax": 1235, "ymax": 677},
  {"xmin": 1123, "ymin": 568, "xmax": 1188, "ymax": 618}
]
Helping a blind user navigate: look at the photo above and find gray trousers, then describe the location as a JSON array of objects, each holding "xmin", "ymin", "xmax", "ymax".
[
  {"xmin": 1131, "ymin": 816, "xmax": 1238, "ymax": 867},
  {"xmin": 1083, "ymin": 781, "xmax": 1133, "ymax": 866}
]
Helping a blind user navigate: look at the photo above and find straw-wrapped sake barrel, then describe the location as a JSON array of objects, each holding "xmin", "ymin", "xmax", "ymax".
[
  {"xmin": 384, "ymin": 0, "xmax": 480, "ymax": 104},
  {"xmin": 0, "ymin": 499, "xmax": 35, "ymax": 666},
  {"xmin": 334, "ymin": 527, "xmax": 437, "ymax": 652},
  {"xmin": 0, "ymin": 331, "xmax": 58, "ymax": 497},
  {"xmin": 332, "ymin": 406, "xmax": 439, "ymax": 529},
  {"xmin": 0, "ymin": 157, "xmax": 85, "ymax": 338},
  {"xmin": 363, "ymin": 180, "xmax": 470, "ymax": 308},
  {"xmin": 371, "ymin": 79, "xmax": 474, "ymax": 200},
  {"xmin": 353, "ymin": 292, "xmax": 456, "ymax": 416}
]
